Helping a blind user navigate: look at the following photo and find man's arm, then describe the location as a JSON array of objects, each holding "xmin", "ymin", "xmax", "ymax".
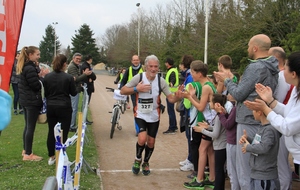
[
  {"xmin": 119, "ymin": 69, "xmax": 129, "ymax": 89},
  {"xmin": 225, "ymin": 64, "xmax": 259, "ymax": 102},
  {"xmin": 169, "ymin": 71, "xmax": 177, "ymax": 86}
]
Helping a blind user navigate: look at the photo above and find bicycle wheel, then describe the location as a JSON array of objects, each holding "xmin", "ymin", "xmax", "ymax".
[{"xmin": 110, "ymin": 108, "xmax": 119, "ymax": 139}]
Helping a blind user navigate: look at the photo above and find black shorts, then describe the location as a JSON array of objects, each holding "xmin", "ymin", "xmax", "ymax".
[
  {"xmin": 135, "ymin": 117, "xmax": 160, "ymax": 138},
  {"xmin": 201, "ymin": 133, "xmax": 212, "ymax": 141}
]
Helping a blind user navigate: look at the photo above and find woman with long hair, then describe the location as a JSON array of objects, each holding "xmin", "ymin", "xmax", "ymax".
[{"xmin": 17, "ymin": 46, "xmax": 43, "ymax": 161}]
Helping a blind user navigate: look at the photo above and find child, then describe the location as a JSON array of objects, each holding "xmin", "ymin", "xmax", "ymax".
[
  {"xmin": 182, "ymin": 60, "xmax": 216, "ymax": 189},
  {"xmin": 193, "ymin": 93, "xmax": 228, "ymax": 190},
  {"xmin": 215, "ymin": 94, "xmax": 239, "ymax": 190},
  {"xmin": 215, "ymin": 55, "xmax": 238, "ymax": 94},
  {"xmin": 239, "ymin": 96, "xmax": 281, "ymax": 190}
]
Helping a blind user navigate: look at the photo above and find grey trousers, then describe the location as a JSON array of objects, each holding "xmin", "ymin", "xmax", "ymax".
[
  {"xmin": 236, "ymin": 123, "xmax": 260, "ymax": 190},
  {"xmin": 250, "ymin": 178, "xmax": 280, "ymax": 190},
  {"xmin": 226, "ymin": 143, "xmax": 240, "ymax": 190},
  {"xmin": 277, "ymin": 136, "xmax": 292, "ymax": 190}
]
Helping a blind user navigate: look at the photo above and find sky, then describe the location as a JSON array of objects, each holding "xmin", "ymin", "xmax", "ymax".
[{"xmin": 18, "ymin": 0, "xmax": 172, "ymax": 51}]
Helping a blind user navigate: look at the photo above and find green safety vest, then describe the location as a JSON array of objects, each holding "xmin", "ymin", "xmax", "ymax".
[
  {"xmin": 120, "ymin": 73, "xmax": 123, "ymax": 81},
  {"xmin": 127, "ymin": 66, "xmax": 143, "ymax": 82},
  {"xmin": 165, "ymin": 67, "xmax": 179, "ymax": 92}
]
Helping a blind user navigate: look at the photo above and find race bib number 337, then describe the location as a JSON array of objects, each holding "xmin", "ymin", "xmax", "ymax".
[{"xmin": 138, "ymin": 98, "xmax": 153, "ymax": 113}]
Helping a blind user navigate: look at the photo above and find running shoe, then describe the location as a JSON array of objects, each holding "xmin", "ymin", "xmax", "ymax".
[
  {"xmin": 183, "ymin": 178, "xmax": 205, "ymax": 189},
  {"xmin": 142, "ymin": 162, "xmax": 150, "ymax": 176},
  {"xmin": 132, "ymin": 159, "xmax": 141, "ymax": 175}
]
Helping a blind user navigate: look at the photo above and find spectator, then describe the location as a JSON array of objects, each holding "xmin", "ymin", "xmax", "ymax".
[
  {"xmin": 81, "ymin": 55, "xmax": 97, "ymax": 125},
  {"xmin": 163, "ymin": 58, "xmax": 179, "ymax": 134},
  {"xmin": 17, "ymin": 46, "xmax": 43, "ymax": 161},
  {"xmin": 181, "ymin": 60, "xmax": 216, "ymax": 189},
  {"xmin": 44, "ymin": 54, "xmax": 77, "ymax": 165},
  {"xmin": 67, "ymin": 53, "xmax": 92, "ymax": 132},
  {"xmin": 240, "ymin": 95, "xmax": 281, "ymax": 190},
  {"xmin": 178, "ymin": 55, "xmax": 195, "ymax": 173},
  {"xmin": 269, "ymin": 47, "xmax": 293, "ymax": 189},
  {"xmin": 214, "ymin": 34, "xmax": 279, "ymax": 189},
  {"xmin": 245, "ymin": 51, "xmax": 300, "ymax": 189},
  {"xmin": 10, "ymin": 50, "xmax": 23, "ymax": 115}
]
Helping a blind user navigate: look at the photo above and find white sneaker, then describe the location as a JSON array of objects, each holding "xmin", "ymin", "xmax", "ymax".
[
  {"xmin": 48, "ymin": 157, "xmax": 56, "ymax": 165},
  {"xmin": 179, "ymin": 158, "xmax": 189, "ymax": 166},
  {"xmin": 180, "ymin": 161, "xmax": 194, "ymax": 171}
]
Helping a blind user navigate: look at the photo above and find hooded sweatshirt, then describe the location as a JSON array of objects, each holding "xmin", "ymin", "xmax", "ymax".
[{"xmin": 224, "ymin": 56, "xmax": 279, "ymax": 125}]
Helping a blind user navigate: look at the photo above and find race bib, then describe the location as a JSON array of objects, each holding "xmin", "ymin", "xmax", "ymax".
[
  {"xmin": 251, "ymin": 133, "xmax": 261, "ymax": 156},
  {"xmin": 138, "ymin": 98, "xmax": 153, "ymax": 113}
]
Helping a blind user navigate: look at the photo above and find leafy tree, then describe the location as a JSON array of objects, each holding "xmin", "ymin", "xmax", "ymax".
[
  {"xmin": 71, "ymin": 24, "xmax": 101, "ymax": 64},
  {"xmin": 39, "ymin": 24, "xmax": 61, "ymax": 64}
]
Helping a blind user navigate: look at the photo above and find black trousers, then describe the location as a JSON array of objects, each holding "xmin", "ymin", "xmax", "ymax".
[
  {"xmin": 190, "ymin": 130, "xmax": 202, "ymax": 172},
  {"xmin": 214, "ymin": 148, "xmax": 227, "ymax": 190},
  {"xmin": 23, "ymin": 106, "xmax": 40, "ymax": 155},
  {"xmin": 46, "ymin": 105, "xmax": 72, "ymax": 157}
]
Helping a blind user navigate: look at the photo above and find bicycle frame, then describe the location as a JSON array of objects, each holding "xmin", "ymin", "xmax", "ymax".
[{"xmin": 106, "ymin": 87, "xmax": 127, "ymax": 139}]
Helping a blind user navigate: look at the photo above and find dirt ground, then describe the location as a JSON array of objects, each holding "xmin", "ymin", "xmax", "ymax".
[{"xmin": 90, "ymin": 71, "xmax": 300, "ymax": 190}]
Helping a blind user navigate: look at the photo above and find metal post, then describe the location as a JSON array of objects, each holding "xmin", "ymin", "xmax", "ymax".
[
  {"xmin": 52, "ymin": 22, "xmax": 58, "ymax": 57},
  {"xmin": 204, "ymin": 0, "xmax": 209, "ymax": 64},
  {"xmin": 136, "ymin": 3, "xmax": 140, "ymax": 57}
]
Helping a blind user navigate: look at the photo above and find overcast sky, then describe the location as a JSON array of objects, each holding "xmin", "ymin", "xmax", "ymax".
[{"xmin": 18, "ymin": 0, "xmax": 172, "ymax": 50}]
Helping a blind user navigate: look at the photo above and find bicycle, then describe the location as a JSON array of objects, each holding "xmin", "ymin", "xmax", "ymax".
[{"xmin": 106, "ymin": 87, "xmax": 127, "ymax": 139}]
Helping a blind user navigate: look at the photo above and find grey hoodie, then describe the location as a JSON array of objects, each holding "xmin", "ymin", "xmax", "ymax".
[
  {"xmin": 224, "ymin": 56, "xmax": 279, "ymax": 125},
  {"xmin": 246, "ymin": 123, "xmax": 281, "ymax": 180}
]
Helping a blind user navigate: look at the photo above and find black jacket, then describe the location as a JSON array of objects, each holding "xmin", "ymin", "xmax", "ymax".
[
  {"xmin": 80, "ymin": 61, "xmax": 96, "ymax": 93},
  {"xmin": 44, "ymin": 71, "xmax": 77, "ymax": 108},
  {"xmin": 18, "ymin": 61, "xmax": 42, "ymax": 108}
]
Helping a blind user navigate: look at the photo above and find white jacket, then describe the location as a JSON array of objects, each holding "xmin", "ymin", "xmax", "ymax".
[{"xmin": 267, "ymin": 87, "xmax": 300, "ymax": 162}]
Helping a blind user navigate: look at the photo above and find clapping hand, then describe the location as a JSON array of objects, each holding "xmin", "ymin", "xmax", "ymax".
[
  {"xmin": 239, "ymin": 130, "xmax": 249, "ymax": 153},
  {"xmin": 255, "ymin": 83, "xmax": 273, "ymax": 102},
  {"xmin": 193, "ymin": 121, "xmax": 209, "ymax": 133},
  {"xmin": 214, "ymin": 103, "xmax": 226, "ymax": 114}
]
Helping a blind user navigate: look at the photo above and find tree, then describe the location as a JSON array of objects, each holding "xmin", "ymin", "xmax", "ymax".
[
  {"xmin": 71, "ymin": 24, "xmax": 100, "ymax": 64},
  {"xmin": 61, "ymin": 45, "xmax": 72, "ymax": 63},
  {"xmin": 39, "ymin": 24, "xmax": 61, "ymax": 64}
]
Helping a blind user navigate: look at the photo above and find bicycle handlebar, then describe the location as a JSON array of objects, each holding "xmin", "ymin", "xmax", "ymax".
[{"xmin": 106, "ymin": 87, "xmax": 115, "ymax": 92}]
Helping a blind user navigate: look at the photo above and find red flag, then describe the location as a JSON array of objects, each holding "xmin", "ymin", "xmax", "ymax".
[{"xmin": 0, "ymin": 0, "xmax": 26, "ymax": 92}]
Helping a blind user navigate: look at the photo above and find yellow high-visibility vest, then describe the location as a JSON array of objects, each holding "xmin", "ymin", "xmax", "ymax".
[
  {"xmin": 165, "ymin": 67, "xmax": 179, "ymax": 92},
  {"xmin": 127, "ymin": 66, "xmax": 143, "ymax": 82}
]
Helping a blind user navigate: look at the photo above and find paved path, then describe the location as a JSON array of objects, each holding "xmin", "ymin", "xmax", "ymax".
[{"xmin": 90, "ymin": 71, "xmax": 300, "ymax": 190}]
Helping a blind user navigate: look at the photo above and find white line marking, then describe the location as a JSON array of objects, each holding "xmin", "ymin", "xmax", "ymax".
[{"xmin": 100, "ymin": 168, "xmax": 181, "ymax": 173}]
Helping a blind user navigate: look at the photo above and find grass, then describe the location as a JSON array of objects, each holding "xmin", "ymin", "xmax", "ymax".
[{"xmin": 0, "ymin": 88, "xmax": 101, "ymax": 189}]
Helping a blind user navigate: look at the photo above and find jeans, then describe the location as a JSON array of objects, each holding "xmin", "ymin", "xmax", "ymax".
[
  {"xmin": 23, "ymin": 106, "xmax": 40, "ymax": 155},
  {"xmin": 70, "ymin": 93, "xmax": 79, "ymax": 129},
  {"xmin": 12, "ymin": 83, "xmax": 21, "ymax": 110},
  {"xmin": 166, "ymin": 98, "xmax": 177, "ymax": 130}
]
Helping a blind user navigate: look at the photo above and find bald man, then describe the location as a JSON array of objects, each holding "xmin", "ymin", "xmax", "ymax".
[
  {"xmin": 269, "ymin": 47, "xmax": 293, "ymax": 190},
  {"xmin": 214, "ymin": 34, "xmax": 279, "ymax": 190}
]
